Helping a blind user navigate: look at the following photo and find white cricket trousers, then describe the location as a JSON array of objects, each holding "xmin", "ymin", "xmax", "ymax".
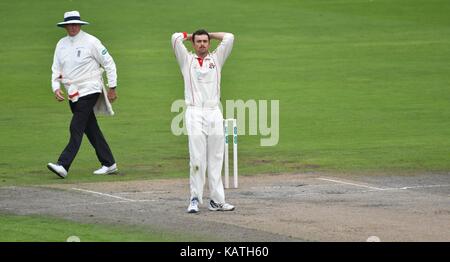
[{"xmin": 185, "ymin": 106, "xmax": 225, "ymax": 204}]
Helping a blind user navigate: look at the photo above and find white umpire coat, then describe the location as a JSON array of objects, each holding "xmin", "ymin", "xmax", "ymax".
[{"xmin": 51, "ymin": 30, "xmax": 117, "ymax": 115}]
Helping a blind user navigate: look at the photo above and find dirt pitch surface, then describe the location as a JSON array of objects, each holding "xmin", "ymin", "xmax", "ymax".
[{"xmin": 1, "ymin": 173, "xmax": 449, "ymax": 241}]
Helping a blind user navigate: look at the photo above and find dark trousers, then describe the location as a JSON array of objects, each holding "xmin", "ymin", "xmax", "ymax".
[{"xmin": 57, "ymin": 93, "xmax": 115, "ymax": 171}]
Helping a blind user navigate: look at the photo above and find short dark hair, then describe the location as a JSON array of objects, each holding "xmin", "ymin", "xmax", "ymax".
[{"xmin": 192, "ymin": 29, "xmax": 210, "ymax": 42}]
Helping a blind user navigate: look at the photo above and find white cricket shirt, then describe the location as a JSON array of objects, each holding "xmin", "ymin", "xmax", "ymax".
[{"xmin": 171, "ymin": 32, "xmax": 234, "ymax": 107}]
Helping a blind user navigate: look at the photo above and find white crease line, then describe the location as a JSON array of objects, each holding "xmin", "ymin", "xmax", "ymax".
[
  {"xmin": 0, "ymin": 186, "xmax": 18, "ymax": 189},
  {"xmin": 316, "ymin": 178, "xmax": 385, "ymax": 191},
  {"xmin": 64, "ymin": 199, "xmax": 156, "ymax": 208},
  {"xmin": 384, "ymin": 184, "xmax": 450, "ymax": 190},
  {"xmin": 292, "ymin": 189, "xmax": 381, "ymax": 197},
  {"xmin": 115, "ymin": 191, "xmax": 170, "ymax": 195},
  {"xmin": 72, "ymin": 188, "xmax": 137, "ymax": 202},
  {"xmin": 317, "ymin": 178, "xmax": 450, "ymax": 192}
]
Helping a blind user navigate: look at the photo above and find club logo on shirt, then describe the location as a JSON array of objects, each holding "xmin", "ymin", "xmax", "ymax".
[
  {"xmin": 209, "ymin": 63, "xmax": 216, "ymax": 69},
  {"xmin": 102, "ymin": 49, "xmax": 108, "ymax": 55}
]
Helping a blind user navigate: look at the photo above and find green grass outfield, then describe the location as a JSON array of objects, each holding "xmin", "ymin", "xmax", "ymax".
[
  {"xmin": 0, "ymin": 213, "xmax": 204, "ymax": 241},
  {"xmin": 1, "ymin": 0, "xmax": 450, "ymax": 186}
]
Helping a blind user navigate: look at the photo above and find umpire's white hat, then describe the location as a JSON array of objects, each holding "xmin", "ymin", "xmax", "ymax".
[{"xmin": 57, "ymin": 11, "xmax": 89, "ymax": 27}]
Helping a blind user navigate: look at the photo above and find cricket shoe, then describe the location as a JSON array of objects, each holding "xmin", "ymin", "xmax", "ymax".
[
  {"xmin": 93, "ymin": 163, "xmax": 118, "ymax": 175},
  {"xmin": 187, "ymin": 197, "xmax": 199, "ymax": 213},
  {"xmin": 208, "ymin": 200, "xmax": 235, "ymax": 211},
  {"xmin": 47, "ymin": 163, "xmax": 67, "ymax": 179}
]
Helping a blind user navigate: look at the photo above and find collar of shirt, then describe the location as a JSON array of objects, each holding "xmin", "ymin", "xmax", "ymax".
[
  {"xmin": 194, "ymin": 53, "xmax": 212, "ymax": 67},
  {"xmin": 69, "ymin": 30, "xmax": 84, "ymax": 43}
]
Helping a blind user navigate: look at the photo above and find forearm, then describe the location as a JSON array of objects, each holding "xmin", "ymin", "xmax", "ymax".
[
  {"xmin": 51, "ymin": 75, "xmax": 61, "ymax": 92},
  {"xmin": 185, "ymin": 32, "xmax": 229, "ymax": 41},
  {"xmin": 99, "ymin": 52, "xmax": 117, "ymax": 87},
  {"xmin": 51, "ymin": 53, "xmax": 62, "ymax": 92},
  {"xmin": 104, "ymin": 61, "xmax": 117, "ymax": 88},
  {"xmin": 209, "ymin": 32, "xmax": 228, "ymax": 41},
  {"xmin": 212, "ymin": 33, "xmax": 234, "ymax": 65}
]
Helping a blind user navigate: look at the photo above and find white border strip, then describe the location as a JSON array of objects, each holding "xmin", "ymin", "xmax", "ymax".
[
  {"xmin": 115, "ymin": 190, "xmax": 170, "ymax": 195},
  {"xmin": 317, "ymin": 178, "xmax": 450, "ymax": 192},
  {"xmin": 316, "ymin": 178, "xmax": 385, "ymax": 191},
  {"xmin": 64, "ymin": 199, "xmax": 156, "ymax": 208},
  {"xmin": 72, "ymin": 188, "xmax": 136, "ymax": 202},
  {"xmin": 385, "ymin": 184, "xmax": 450, "ymax": 190}
]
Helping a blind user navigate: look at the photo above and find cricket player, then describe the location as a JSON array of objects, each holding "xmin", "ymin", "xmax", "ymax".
[
  {"xmin": 171, "ymin": 29, "xmax": 235, "ymax": 213},
  {"xmin": 47, "ymin": 11, "xmax": 118, "ymax": 178}
]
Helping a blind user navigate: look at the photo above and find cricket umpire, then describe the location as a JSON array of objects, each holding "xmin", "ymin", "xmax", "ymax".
[
  {"xmin": 171, "ymin": 29, "xmax": 235, "ymax": 213},
  {"xmin": 47, "ymin": 11, "xmax": 118, "ymax": 178}
]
